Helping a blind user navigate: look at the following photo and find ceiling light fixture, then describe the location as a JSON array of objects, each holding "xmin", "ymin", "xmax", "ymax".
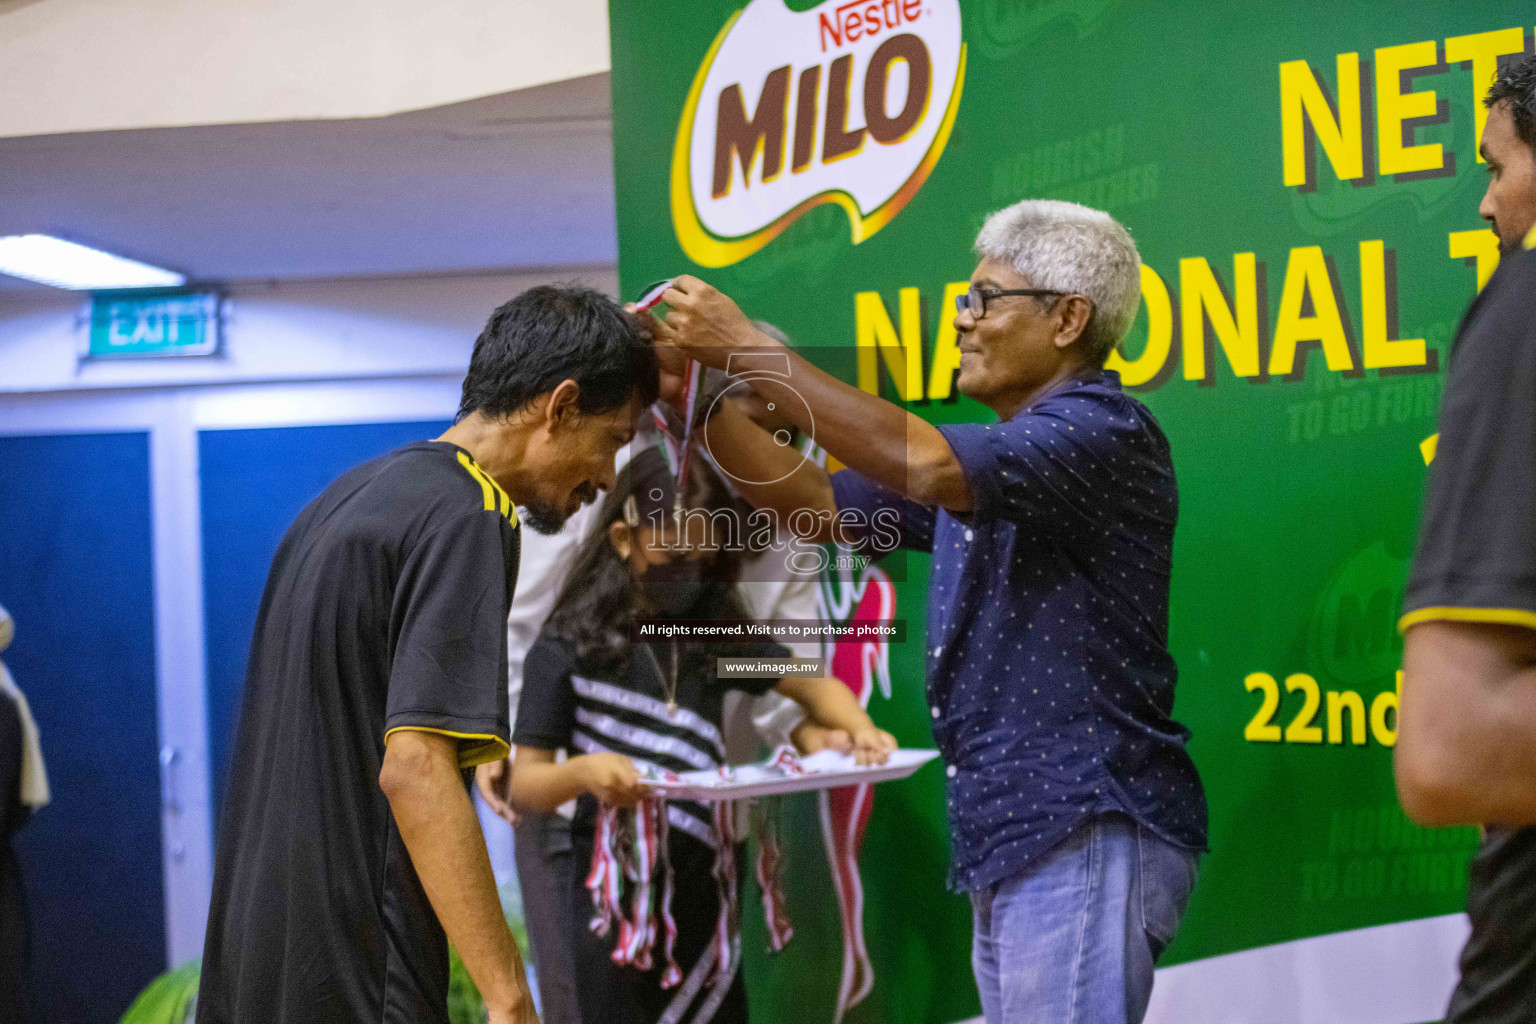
[{"xmin": 0, "ymin": 234, "xmax": 185, "ymax": 290}]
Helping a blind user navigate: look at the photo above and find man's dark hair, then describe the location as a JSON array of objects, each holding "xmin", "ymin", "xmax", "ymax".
[
  {"xmin": 1487, "ymin": 52, "xmax": 1536, "ymax": 152},
  {"xmin": 457, "ymin": 285, "xmax": 659, "ymax": 422}
]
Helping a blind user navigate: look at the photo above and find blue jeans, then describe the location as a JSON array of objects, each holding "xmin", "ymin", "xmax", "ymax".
[{"xmin": 969, "ymin": 814, "xmax": 1199, "ymax": 1024}]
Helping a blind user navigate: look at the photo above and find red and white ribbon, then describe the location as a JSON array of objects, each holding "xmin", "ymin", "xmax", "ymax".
[
  {"xmin": 709, "ymin": 800, "xmax": 740, "ymax": 989},
  {"xmin": 650, "ymin": 360, "xmax": 705, "ymax": 500},
  {"xmin": 656, "ymin": 802, "xmax": 683, "ymax": 989},
  {"xmin": 767, "ymin": 744, "xmax": 806, "ymax": 775},
  {"xmin": 634, "ymin": 279, "xmax": 672, "ymax": 312},
  {"xmin": 673, "ymin": 359, "xmax": 705, "ymax": 496},
  {"xmin": 586, "ymin": 797, "xmax": 687, "ymax": 984},
  {"xmin": 588, "ymin": 791, "xmax": 799, "ymax": 994},
  {"xmin": 754, "ymin": 801, "xmax": 794, "ymax": 953},
  {"xmin": 651, "ymin": 405, "xmax": 681, "ymax": 481},
  {"xmin": 615, "ymin": 798, "xmax": 659, "ymax": 969},
  {"xmin": 586, "ymin": 805, "xmax": 623, "ymax": 939},
  {"xmin": 637, "ymin": 276, "xmax": 706, "ymax": 501}
]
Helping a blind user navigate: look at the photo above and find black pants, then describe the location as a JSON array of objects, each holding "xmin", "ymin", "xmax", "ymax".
[
  {"xmin": 569, "ymin": 826, "xmax": 747, "ymax": 1024},
  {"xmin": 0, "ymin": 846, "xmax": 28, "ymax": 1024},
  {"xmin": 514, "ymin": 813, "xmax": 582, "ymax": 1024}
]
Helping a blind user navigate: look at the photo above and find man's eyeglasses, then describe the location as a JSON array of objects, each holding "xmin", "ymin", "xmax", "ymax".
[{"xmin": 956, "ymin": 285, "xmax": 1067, "ymax": 319}]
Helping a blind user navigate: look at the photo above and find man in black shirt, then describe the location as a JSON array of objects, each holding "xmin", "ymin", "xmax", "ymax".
[
  {"xmin": 197, "ymin": 287, "xmax": 658, "ymax": 1024},
  {"xmin": 1396, "ymin": 55, "xmax": 1536, "ymax": 1023}
]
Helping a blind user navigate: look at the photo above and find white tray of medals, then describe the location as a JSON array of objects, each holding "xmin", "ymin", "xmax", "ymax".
[{"xmin": 638, "ymin": 746, "xmax": 941, "ymax": 802}]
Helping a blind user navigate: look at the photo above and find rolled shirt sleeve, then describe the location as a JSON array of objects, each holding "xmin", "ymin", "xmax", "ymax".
[{"xmin": 937, "ymin": 392, "xmax": 1142, "ymax": 534}]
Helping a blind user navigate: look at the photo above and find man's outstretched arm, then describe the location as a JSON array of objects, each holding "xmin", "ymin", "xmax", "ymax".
[
  {"xmin": 656, "ymin": 275, "xmax": 972, "ymax": 513},
  {"xmin": 694, "ymin": 395, "xmax": 846, "ymax": 543},
  {"xmin": 1396, "ymin": 621, "xmax": 1536, "ymax": 827},
  {"xmin": 381, "ymin": 730, "xmax": 539, "ymax": 1024}
]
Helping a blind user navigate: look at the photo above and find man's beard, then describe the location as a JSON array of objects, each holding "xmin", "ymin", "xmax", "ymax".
[
  {"xmin": 521, "ymin": 484, "xmax": 598, "ymax": 535},
  {"xmin": 521, "ymin": 500, "xmax": 571, "ymax": 535}
]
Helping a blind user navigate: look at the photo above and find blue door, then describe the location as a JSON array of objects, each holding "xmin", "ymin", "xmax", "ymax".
[
  {"xmin": 0, "ymin": 431, "xmax": 164, "ymax": 1024},
  {"xmin": 199, "ymin": 420, "xmax": 451, "ymax": 821}
]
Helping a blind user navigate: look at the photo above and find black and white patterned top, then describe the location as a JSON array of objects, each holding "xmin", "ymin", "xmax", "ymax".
[{"xmin": 513, "ymin": 632, "xmax": 787, "ymax": 846}]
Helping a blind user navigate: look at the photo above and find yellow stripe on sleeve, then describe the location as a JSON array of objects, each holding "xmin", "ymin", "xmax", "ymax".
[
  {"xmin": 481, "ymin": 468, "xmax": 515, "ymax": 524},
  {"xmin": 1524, "ymin": 222, "xmax": 1536, "ymax": 250},
  {"xmin": 1399, "ymin": 606, "xmax": 1536, "ymax": 634},
  {"xmin": 454, "ymin": 451, "xmax": 517, "ymax": 525},
  {"xmin": 456, "ymin": 451, "xmax": 496, "ymax": 511},
  {"xmin": 489, "ymin": 476, "xmax": 512, "ymax": 521},
  {"xmin": 383, "ymin": 726, "xmax": 511, "ymax": 769}
]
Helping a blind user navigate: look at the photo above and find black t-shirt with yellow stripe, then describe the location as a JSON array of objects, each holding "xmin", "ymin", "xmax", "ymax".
[
  {"xmin": 1404, "ymin": 243, "xmax": 1536, "ymax": 633},
  {"xmin": 198, "ymin": 441, "xmax": 519, "ymax": 1024},
  {"xmin": 1403, "ymin": 240, "xmax": 1536, "ymax": 1024}
]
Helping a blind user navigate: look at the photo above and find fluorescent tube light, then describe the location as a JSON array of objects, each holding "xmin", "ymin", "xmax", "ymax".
[{"xmin": 0, "ymin": 234, "xmax": 185, "ymax": 290}]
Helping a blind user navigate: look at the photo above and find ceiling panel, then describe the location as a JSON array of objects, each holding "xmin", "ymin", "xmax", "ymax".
[{"xmin": 0, "ymin": 73, "xmax": 618, "ymax": 288}]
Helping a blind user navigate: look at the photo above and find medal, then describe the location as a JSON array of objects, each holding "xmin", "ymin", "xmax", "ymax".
[{"xmin": 645, "ymin": 641, "xmax": 681, "ymax": 717}]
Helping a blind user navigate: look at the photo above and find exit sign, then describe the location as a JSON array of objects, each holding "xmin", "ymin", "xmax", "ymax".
[{"xmin": 85, "ymin": 291, "xmax": 220, "ymax": 359}]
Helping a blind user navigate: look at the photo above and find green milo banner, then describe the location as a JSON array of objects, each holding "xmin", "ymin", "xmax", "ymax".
[{"xmin": 608, "ymin": 3, "xmax": 1525, "ymax": 1021}]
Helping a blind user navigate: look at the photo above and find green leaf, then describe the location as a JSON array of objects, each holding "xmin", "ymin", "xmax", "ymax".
[{"xmin": 118, "ymin": 960, "xmax": 201, "ymax": 1024}]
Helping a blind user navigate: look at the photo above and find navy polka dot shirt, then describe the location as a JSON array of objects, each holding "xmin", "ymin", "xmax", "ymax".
[{"xmin": 831, "ymin": 370, "xmax": 1208, "ymax": 893}]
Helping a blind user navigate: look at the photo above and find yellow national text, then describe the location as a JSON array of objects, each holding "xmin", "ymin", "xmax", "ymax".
[{"xmin": 851, "ymin": 231, "xmax": 1493, "ymax": 399}]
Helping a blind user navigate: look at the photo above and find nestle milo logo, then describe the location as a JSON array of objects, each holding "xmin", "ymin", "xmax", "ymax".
[{"xmin": 672, "ymin": 0, "xmax": 966, "ymax": 267}]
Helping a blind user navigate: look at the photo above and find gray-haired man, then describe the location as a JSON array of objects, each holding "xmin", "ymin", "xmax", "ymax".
[{"xmin": 652, "ymin": 199, "xmax": 1207, "ymax": 1023}]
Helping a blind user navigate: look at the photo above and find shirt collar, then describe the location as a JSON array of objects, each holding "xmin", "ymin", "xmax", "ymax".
[{"xmin": 1011, "ymin": 367, "xmax": 1119, "ymax": 420}]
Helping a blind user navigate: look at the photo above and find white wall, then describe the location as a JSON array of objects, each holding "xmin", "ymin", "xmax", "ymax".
[
  {"xmin": 0, "ymin": 0, "xmax": 612, "ymax": 139},
  {"xmin": 0, "ymin": 266, "xmax": 619, "ymax": 395}
]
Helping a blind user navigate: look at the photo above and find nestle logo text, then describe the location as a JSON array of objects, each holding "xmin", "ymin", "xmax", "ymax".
[{"xmin": 819, "ymin": 0, "xmax": 923, "ymax": 53}]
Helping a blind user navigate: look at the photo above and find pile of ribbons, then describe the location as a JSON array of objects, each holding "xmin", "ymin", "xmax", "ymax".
[
  {"xmin": 586, "ymin": 795, "xmax": 795, "ymax": 990},
  {"xmin": 587, "ymin": 798, "xmax": 680, "ymax": 985}
]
